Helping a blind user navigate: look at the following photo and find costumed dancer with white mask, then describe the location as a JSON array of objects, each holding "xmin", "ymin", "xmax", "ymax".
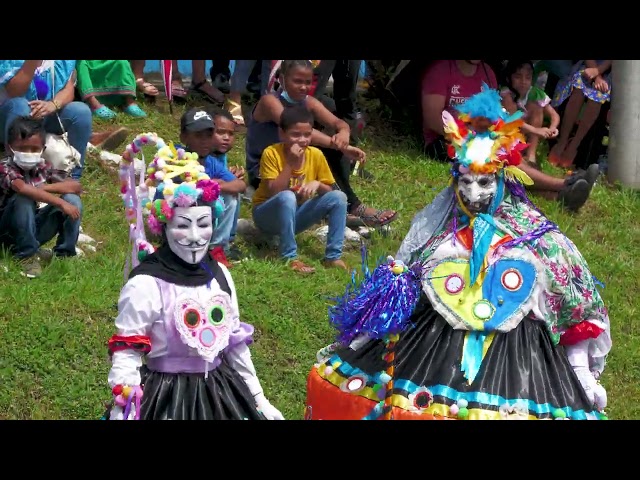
[
  {"xmin": 104, "ymin": 133, "xmax": 284, "ymax": 420},
  {"xmin": 305, "ymin": 86, "xmax": 611, "ymax": 420}
]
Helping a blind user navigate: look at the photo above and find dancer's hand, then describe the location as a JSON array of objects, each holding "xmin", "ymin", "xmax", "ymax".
[
  {"xmin": 573, "ymin": 366, "xmax": 607, "ymax": 411},
  {"xmin": 254, "ymin": 393, "xmax": 284, "ymax": 420}
]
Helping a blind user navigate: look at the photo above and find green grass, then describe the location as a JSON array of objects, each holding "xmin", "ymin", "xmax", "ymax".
[{"xmin": 0, "ymin": 95, "xmax": 638, "ymax": 420}]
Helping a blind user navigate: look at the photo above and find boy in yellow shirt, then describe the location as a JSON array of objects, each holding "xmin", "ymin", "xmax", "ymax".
[{"xmin": 252, "ymin": 106, "xmax": 362, "ymax": 274}]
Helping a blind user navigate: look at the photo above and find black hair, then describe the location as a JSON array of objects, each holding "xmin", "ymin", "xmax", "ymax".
[
  {"xmin": 501, "ymin": 60, "xmax": 535, "ymax": 102},
  {"xmin": 6, "ymin": 116, "xmax": 46, "ymax": 146},
  {"xmin": 279, "ymin": 105, "xmax": 314, "ymax": 131},
  {"xmin": 280, "ymin": 60, "xmax": 313, "ymax": 78},
  {"xmin": 209, "ymin": 106, "xmax": 235, "ymax": 125}
]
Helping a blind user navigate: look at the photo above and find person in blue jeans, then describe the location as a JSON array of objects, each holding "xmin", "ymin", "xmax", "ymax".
[
  {"xmin": 0, "ymin": 60, "xmax": 92, "ymax": 180},
  {"xmin": 251, "ymin": 106, "xmax": 353, "ymax": 274},
  {"xmin": 0, "ymin": 116, "xmax": 83, "ymax": 278},
  {"xmin": 156, "ymin": 108, "xmax": 247, "ymax": 267}
]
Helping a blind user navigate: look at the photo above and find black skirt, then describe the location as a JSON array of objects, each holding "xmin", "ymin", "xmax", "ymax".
[
  {"xmin": 105, "ymin": 356, "xmax": 266, "ymax": 420},
  {"xmin": 313, "ymin": 293, "xmax": 602, "ymax": 420}
]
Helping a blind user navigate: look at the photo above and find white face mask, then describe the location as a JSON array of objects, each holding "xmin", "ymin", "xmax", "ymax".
[
  {"xmin": 166, "ymin": 206, "xmax": 213, "ymax": 264},
  {"xmin": 11, "ymin": 149, "xmax": 44, "ymax": 171},
  {"xmin": 457, "ymin": 172, "xmax": 497, "ymax": 214}
]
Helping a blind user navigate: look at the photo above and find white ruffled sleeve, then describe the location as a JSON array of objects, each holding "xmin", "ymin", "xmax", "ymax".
[{"xmin": 107, "ymin": 275, "xmax": 161, "ymax": 388}]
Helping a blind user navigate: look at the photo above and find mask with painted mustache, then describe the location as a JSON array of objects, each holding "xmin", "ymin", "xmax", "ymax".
[{"xmin": 166, "ymin": 206, "xmax": 213, "ymax": 265}]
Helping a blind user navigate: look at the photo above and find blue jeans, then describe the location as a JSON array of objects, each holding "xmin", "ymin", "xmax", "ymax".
[
  {"xmin": 231, "ymin": 60, "xmax": 271, "ymax": 95},
  {"xmin": 210, "ymin": 193, "xmax": 240, "ymax": 248},
  {"xmin": 252, "ymin": 190, "xmax": 347, "ymax": 260},
  {"xmin": 0, "ymin": 193, "xmax": 83, "ymax": 259},
  {"xmin": 0, "ymin": 97, "xmax": 92, "ymax": 180}
]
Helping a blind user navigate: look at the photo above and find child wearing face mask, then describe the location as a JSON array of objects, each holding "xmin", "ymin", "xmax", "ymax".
[
  {"xmin": 251, "ymin": 106, "xmax": 353, "ymax": 274},
  {"xmin": 163, "ymin": 108, "xmax": 247, "ymax": 268},
  {"xmin": 0, "ymin": 116, "xmax": 82, "ymax": 278}
]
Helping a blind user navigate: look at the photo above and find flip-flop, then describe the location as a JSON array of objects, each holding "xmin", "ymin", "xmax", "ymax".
[
  {"xmin": 225, "ymin": 99, "xmax": 245, "ymax": 126},
  {"xmin": 171, "ymin": 81, "xmax": 188, "ymax": 101},
  {"xmin": 135, "ymin": 78, "xmax": 159, "ymax": 97}
]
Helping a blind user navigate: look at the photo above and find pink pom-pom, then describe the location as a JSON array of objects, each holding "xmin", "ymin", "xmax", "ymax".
[
  {"xmin": 160, "ymin": 202, "xmax": 174, "ymax": 221},
  {"xmin": 120, "ymin": 185, "xmax": 128, "ymax": 194},
  {"xmin": 197, "ymin": 179, "xmax": 220, "ymax": 202},
  {"xmin": 174, "ymin": 192, "xmax": 197, "ymax": 208},
  {"xmin": 449, "ymin": 404, "xmax": 459, "ymax": 416},
  {"xmin": 141, "ymin": 136, "xmax": 148, "ymax": 144},
  {"xmin": 131, "ymin": 143, "xmax": 140, "ymax": 154},
  {"xmin": 458, "ymin": 165, "xmax": 469, "ymax": 174},
  {"xmin": 324, "ymin": 366, "xmax": 334, "ymax": 376},
  {"xmin": 147, "ymin": 214, "xmax": 163, "ymax": 235},
  {"xmin": 114, "ymin": 395, "xmax": 127, "ymax": 407},
  {"xmin": 200, "ymin": 186, "xmax": 215, "ymax": 203}
]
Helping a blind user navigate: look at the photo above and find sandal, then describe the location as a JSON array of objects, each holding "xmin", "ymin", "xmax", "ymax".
[
  {"xmin": 289, "ymin": 259, "xmax": 315, "ymax": 274},
  {"xmin": 225, "ymin": 99, "xmax": 245, "ymax": 126},
  {"xmin": 123, "ymin": 103, "xmax": 147, "ymax": 118},
  {"xmin": 93, "ymin": 105, "xmax": 117, "ymax": 119},
  {"xmin": 135, "ymin": 78, "xmax": 158, "ymax": 97},
  {"xmin": 322, "ymin": 258, "xmax": 349, "ymax": 271},
  {"xmin": 171, "ymin": 80, "xmax": 188, "ymax": 100},
  {"xmin": 349, "ymin": 203, "xmax": 397, "ymax": 228},
  {"xmin": 191, "ymin": 80, "xmax": 225, "ymax": 104}
]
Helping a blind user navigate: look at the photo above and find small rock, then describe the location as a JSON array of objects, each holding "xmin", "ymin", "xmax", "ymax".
[
  {"xmin": 357, "ymin": 226, "xmax": 375, "ymax": 239},
  {"xmin": 77, "ymin": 233, "xmax": 96, "ymax": 245},
  {"xmin": 236, "ymin": 219, "xmax": 279, "ymax": 248},
  {"xmin": 315, "ymin": 225, "xmax": 362, "ymax": 243}
]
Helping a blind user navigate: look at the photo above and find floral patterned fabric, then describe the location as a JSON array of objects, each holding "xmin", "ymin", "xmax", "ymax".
[{"xmin": 417, "ymin": 193, "xmax": 608, "ymax": 345}]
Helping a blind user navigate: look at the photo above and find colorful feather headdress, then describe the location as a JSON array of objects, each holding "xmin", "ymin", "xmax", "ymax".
[{"xmin": 442, "ymin": 84, "xmax": 533, "ymax": 185}]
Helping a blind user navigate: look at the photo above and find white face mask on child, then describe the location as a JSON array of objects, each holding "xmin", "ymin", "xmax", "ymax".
[{"xmin": 12, "ymin": 150, "xmax": 44, "ymax": 171}]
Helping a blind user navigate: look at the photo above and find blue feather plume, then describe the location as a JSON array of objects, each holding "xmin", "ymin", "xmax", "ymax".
[
  {"xmin": 328, "ymin": 243, "xmax": 424, "ymax": 344},
  {"xmin": 34, "ymin": 76, "xmax": 49, "ymax": 100},
  {"xmin": 455, "ymin": 82, "xmax": 524, "ymax": 123}
]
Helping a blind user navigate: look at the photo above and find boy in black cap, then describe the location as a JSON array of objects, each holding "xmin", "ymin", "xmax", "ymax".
[{"xmin": 178, "ymin": 107, "xmax": 247, "ymax": 266}]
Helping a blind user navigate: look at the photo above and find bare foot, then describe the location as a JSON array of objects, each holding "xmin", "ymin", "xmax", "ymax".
[
  {"xmin": 548, "ymin": 142, "xmax": 566, "ymax": 167},
  {"xmin": 561, "ymin": 141, "xmax": 579, "ymax": 168}
]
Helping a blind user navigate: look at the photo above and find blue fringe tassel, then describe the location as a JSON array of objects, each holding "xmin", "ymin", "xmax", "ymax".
[{"xmin": 329, "ymin": 243, "xmax": 424, "ymax": 345}]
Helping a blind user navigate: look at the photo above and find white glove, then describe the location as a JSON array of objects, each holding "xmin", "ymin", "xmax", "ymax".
[
  {"xmin": 573, "ymin": 366, "xmax": 607, "ymax": 411},
  {"xmin": 226, "ymin": 343, "xmax": 284, "ymax": 419},
  {"xmin": 566, "ymin": 340, "xmax": 607, "ymax": 410},
  {"xmin": 254, "ymin": 392, "xmax": 285, "ymax": 420}
]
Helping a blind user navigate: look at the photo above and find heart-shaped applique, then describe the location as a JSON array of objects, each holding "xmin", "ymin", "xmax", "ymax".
[
  {"xmin": 174, "ymin": 293, "xmax": 233, "ymax": 362},
  {"xmin": 422, "ymin": 256, "xmax": 537, "ymax": 332}
]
